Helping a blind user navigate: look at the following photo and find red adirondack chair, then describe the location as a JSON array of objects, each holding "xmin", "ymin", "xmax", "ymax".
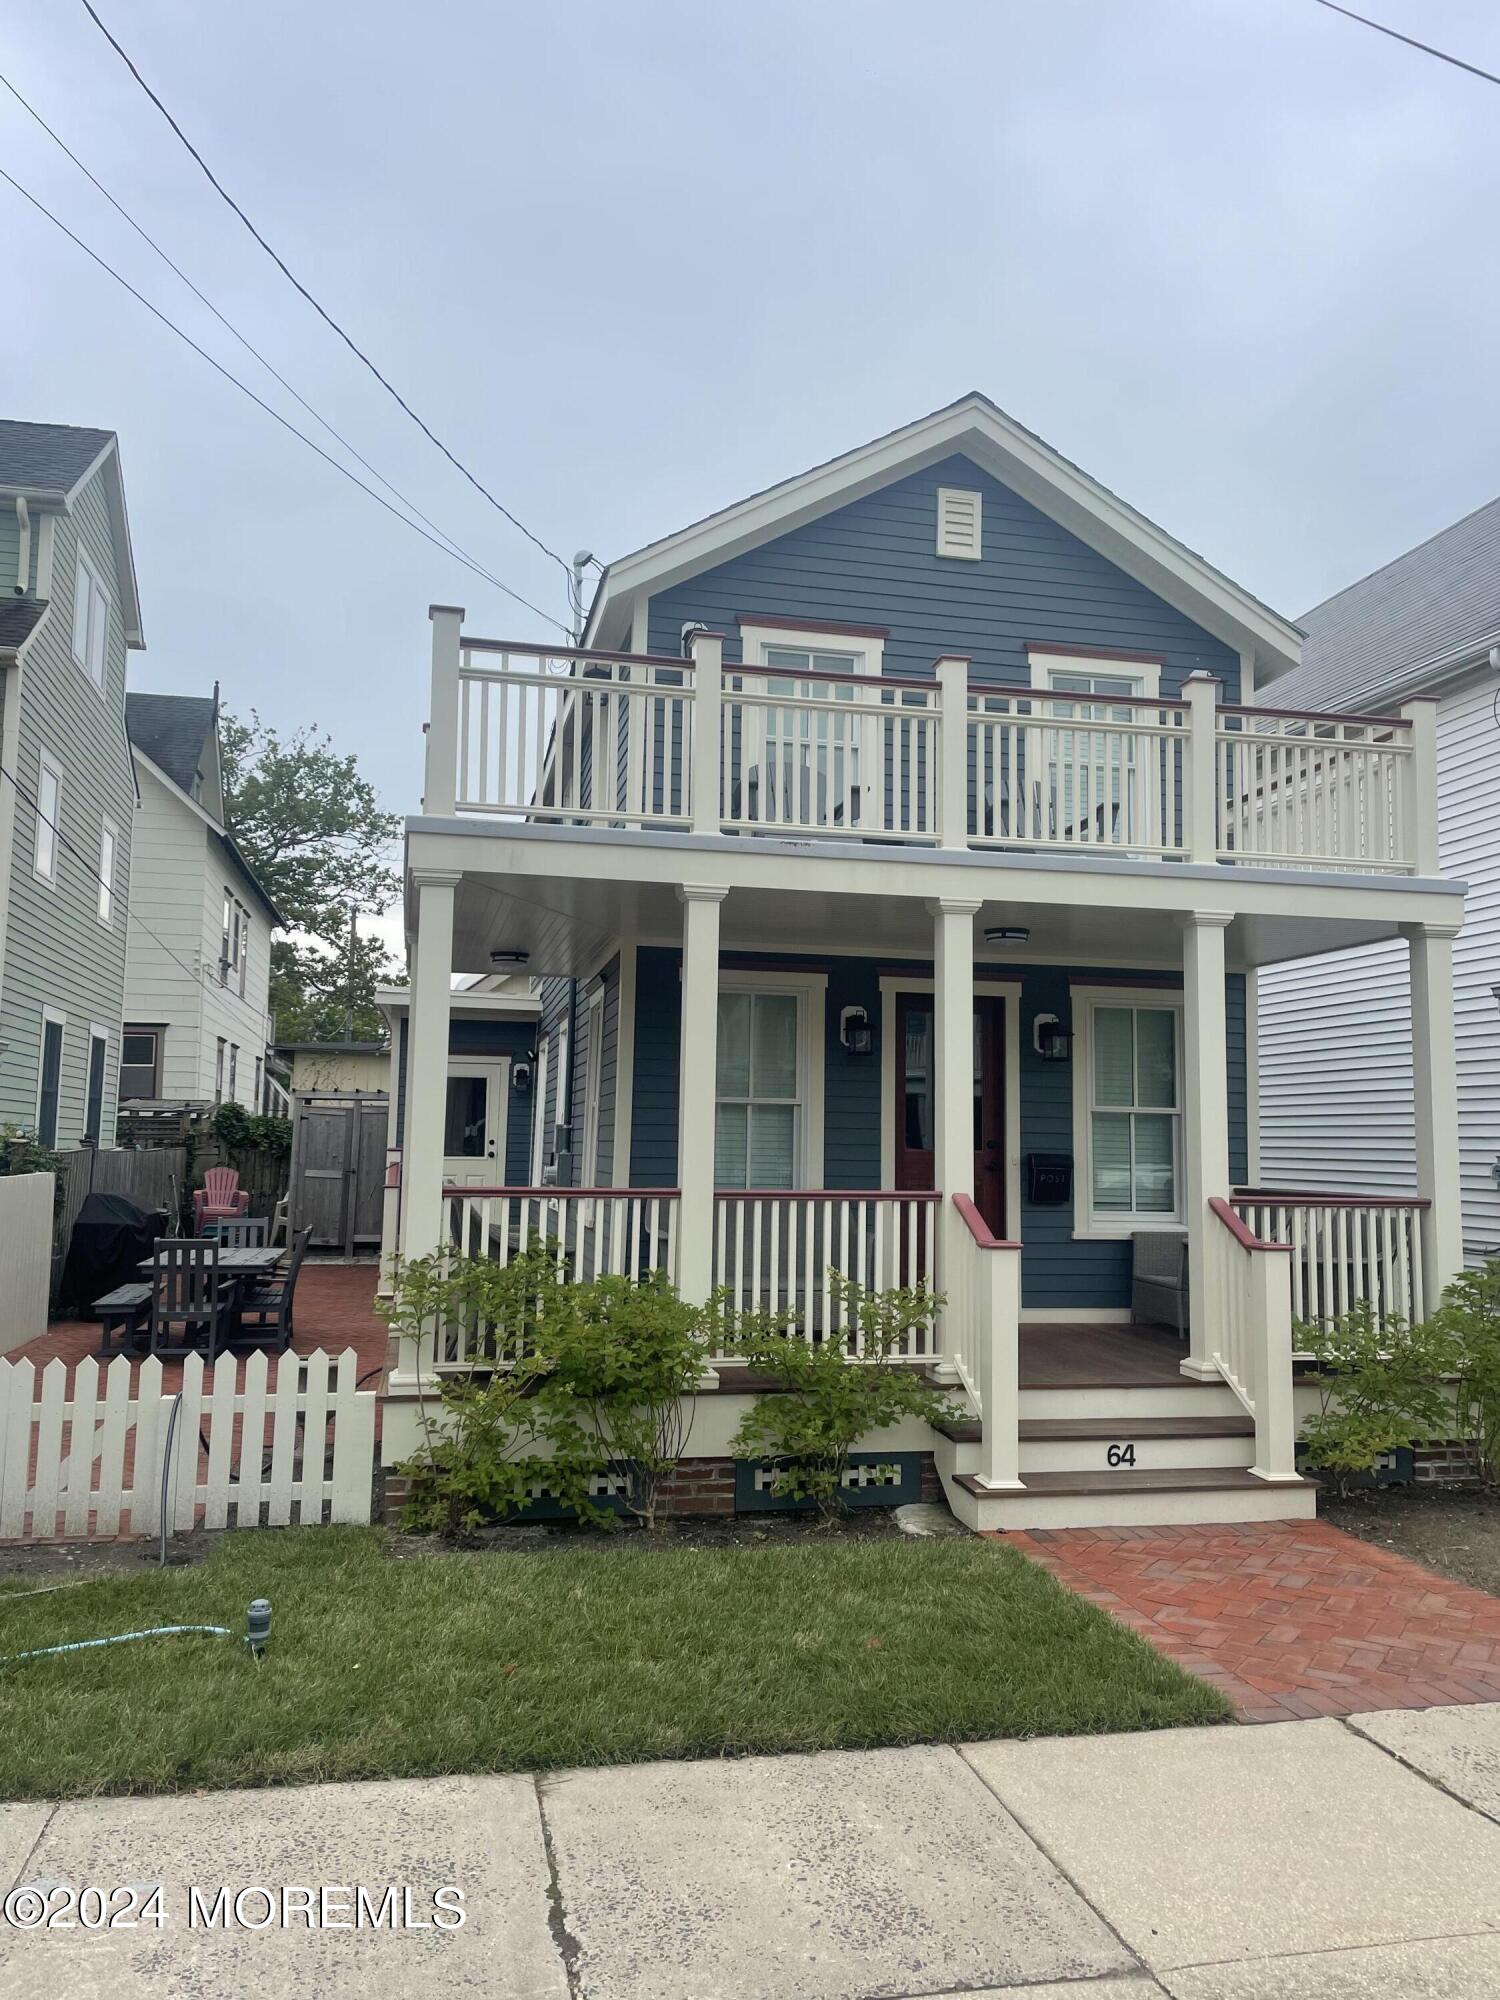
[{"xmin": 193, "ymin": 1165, "xmax": 250, "ymax": 1231}]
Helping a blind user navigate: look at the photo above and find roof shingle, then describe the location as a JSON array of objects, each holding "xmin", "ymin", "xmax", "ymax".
[
  {"xmin": 125, "ymin": 691, "xmax": 217, "ymax": 795},
  {"xmin": 0, "ymin": 599, "xmax": 48, "ymax": 651},
  {"xmin": 0, "ymin": 421, "xmax": 115, "ymax": 494}
]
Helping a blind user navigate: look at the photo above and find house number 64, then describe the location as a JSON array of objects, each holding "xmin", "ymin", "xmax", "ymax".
[{"xmin": 1106, "ymin": 1443, "xmax": 1137, "ymax": 1467}]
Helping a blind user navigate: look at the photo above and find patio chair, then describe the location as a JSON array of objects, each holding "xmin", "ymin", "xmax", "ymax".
[
  {"xmin": 149, "ymin": 1238, "xmax": 238, "ymax": 1360},
  {"xmin": 236, "ymin": 1226, "xmax": 312, "ymax": 1352},
  {"xmin": 1131, "ymin": 1232, "xmax": 1189, "ymax": 1341},
  {"xmin": 193, "ymin": 1166, "xmax": 250, "ymax": 1232},
  {"xmin": 211, "ymin": 1216, "xmax": 271, "ymax": 1248}
]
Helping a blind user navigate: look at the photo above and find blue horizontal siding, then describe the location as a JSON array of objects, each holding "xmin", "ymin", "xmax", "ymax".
[{"xmin": 647, "ymin": 453, "xmax": 1239, "ymax": 701}]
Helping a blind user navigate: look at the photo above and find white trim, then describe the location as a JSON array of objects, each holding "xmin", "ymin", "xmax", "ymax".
[
  {"xmin": 553, "ymin": 1016, "xmax": 571, "ymax": 1165},
  {"xmin": 936, "ymin": 486, "xmax": 982, "ymax": 560},
  {"xmin": 735, "ymin": 620, "xmax": 885, "ymax": 677},
  {"xmin": 36, "ymin": 1005, "xmax": 66, "ymax": 1145},
  {"xmin": 580, "ymin": 984, "xmax": 606, "ymax": 1187},
  {"xmin": 628, "ymin": 593, "xmax": 651, "ymax": 653},
  {"xmin": 32, "ymin": 749, "xmax": 62, "ymax": 887},
  {"xmin": 35, "ymin": 512, "xmax": 56, "ymax": 600},
  {"xmin": 84, "ymin": 1022, "xmax": 110, "ymax": 1145},
  {"xmin": 584, "ymin": 393, "xmax": 1303, "ymax": 671},
  {"xmin": 878, "ymin": 973, "xmax": 1022, "ymax": 1241},
  {"xmin": 1024, "ymin": 1306, "xmax": 1134, "ymax": 1325},
  {"xmin": 715, "ymin": 967, "xmax": 827, "ymax": 1189},
  {"xmin": 612, "ymin": 942, "xmax": 637, "ymax": 1186},
  {"xmin": 531, "ymin": 1034, "xmax": 551, "ymax": 1183},
  {"xmin": 96, "ymin": 813, "xmax": 118, "ymax": 927},
  {"xmin": 70, "ymin": 547, "xmax": 109, "ymax": 694},
  {"xmin": 1027, "ymin": 649, "xmax": 1162, "ymax": 699},
  {"xmin": 442, "ymin": 1054, "xmax": 511, "ymax": 1182},
  {"xmin": 1244, "ymin": 968, "xmax": 1261, "ymax": 1184},
  {"xmin": 1071, "ymin": 983, "xmax": 1185, "ymax": 1238}
]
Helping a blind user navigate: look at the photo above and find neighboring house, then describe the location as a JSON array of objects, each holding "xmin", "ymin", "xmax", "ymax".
[
  {"xmin": 120, "ymin": 690, "xmax": 285, "ymax": 1113},
  {"xmin": 276, "ymin": 1041, "xmax": 391, "ymax": 1095},
  {"xmin": 1256, "ymin": 498, "xmax": 1500, "ymax": 1261},
  {"xmin": 0, "ymin": 421, "xmax": 143, "ymax": 1149},
  {"xmin": 387, "ymin": 392, "xmax": 1465, "ymax": 1530}
]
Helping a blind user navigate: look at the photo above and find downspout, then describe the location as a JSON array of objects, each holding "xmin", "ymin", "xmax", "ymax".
[{"xmin": 13, "ymin": 497, "xmax": 30, "ymax": 594}]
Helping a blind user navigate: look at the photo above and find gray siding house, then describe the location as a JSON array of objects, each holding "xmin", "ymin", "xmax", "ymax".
[
  {"xmin": 1257, "ymin": 498, "xmax": 1500, "ymax": 1260},
  {"xmin": 0, "ymin": 422, "xmax": 143, "ymax": 1147}
]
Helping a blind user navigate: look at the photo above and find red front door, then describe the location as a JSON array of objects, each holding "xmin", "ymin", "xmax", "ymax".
[{"xmin": 893, "ymin": 993, "xmax": 1006, "ymax": 1233}]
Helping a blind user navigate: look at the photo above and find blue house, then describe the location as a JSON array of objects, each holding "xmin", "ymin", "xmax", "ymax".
[{"xmin": 388, "ymin": 394, "xmax": 1465, "ymax": 1529}]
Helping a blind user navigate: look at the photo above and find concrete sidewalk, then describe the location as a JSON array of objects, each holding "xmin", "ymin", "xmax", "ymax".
[{"xmin": 5, "ymin": 1705, "xmax": 1500, "ymax": 1998}]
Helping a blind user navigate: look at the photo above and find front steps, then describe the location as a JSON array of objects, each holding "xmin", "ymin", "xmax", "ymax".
[{"xmin": 933, "ymin": 1379, "xmax": 1318, "ymax": 1531}]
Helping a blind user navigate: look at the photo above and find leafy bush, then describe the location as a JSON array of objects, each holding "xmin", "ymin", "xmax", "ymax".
[
  {"xmin": 0, "ymin": 1123, "xmax": 67, "ymax": 1212},
  {"xmin": 731, "ymin": 1272, "xmax": 956, "ymax": 1519},
  {"xmin": 211, "ymin": 1101, "xmax": 291, "ymax": 1157},
  {"xmin": 1437, "ymin": 1260, "xmax": 1500, "ymax": 1486},
  {"xmin": 381, "ymin": 1247, "xmax": 717, "ymax": 1535},
  {"xmin": 1297, "ymin": 1301, "xmax": 1455, "ymax": 1495}
]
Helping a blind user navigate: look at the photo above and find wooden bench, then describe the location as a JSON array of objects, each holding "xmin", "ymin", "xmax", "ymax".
[{"xmin": 94, "ymin": 1282, "xmax": 153, "ymax": 1357}]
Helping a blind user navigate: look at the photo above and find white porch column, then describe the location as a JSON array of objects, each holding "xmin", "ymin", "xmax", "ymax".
[
  {"xmin": 424, "ymin": 604, "xmax": 463, "ymax": 815},
  {"xmin": 1181, "ymin": 910, "xmax": 1233, "ymax": 1380},
  {"xmin": 930, "ymin": 896, "xmax": 980, "ymax": 1370},
  {"xmin": 1406, "ymin": 919, "xmax": 1464, "ymax": 1311},
  {"xmin": 398, "ymin": 870, "xmax": 459, "ymax": 1267},
  {"xmin": 675, "ymin": 883, "xmax": 726, "ymax": 1301}
]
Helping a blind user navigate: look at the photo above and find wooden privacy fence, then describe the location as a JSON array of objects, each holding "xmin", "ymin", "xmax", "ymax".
[
  {"xmin": 56, "ymin": 1146, "xmax": 187, "ymax": 1258},
  {"xmin": 0, "ymin": 1348, "xmax": 375, "ymax": 1542}
]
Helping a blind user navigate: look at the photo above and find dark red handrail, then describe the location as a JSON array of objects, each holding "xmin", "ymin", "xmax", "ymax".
[
  {"xmin": 1232, "ymin": 1188, "xmax": 1430, "ymax": 1210},
  {"xmin": 1209, "ymin": 1195, "xmax": 1290, "ymax": 1254},
  {"xmin": 952, "ymin": 1192, "xmax": 1021, "ymax": 1251}
]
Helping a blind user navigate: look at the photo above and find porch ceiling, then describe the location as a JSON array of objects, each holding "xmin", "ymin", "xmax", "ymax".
[{"xmin": 442, "ymin": 860, "xmax": 1426, "ymax": 980}]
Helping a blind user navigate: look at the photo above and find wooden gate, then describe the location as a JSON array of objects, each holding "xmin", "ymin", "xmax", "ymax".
[{"xmin": 288, "ymin": 1094, "xmax": 389, "ymax": 1254}]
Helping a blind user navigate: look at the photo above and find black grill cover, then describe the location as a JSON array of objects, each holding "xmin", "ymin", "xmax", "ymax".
[{"xmin": 61, "ymin": 1192, "xmax": 167, "ymax": 1316}]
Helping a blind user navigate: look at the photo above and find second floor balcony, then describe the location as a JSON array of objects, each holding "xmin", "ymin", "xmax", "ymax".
[{"xmin": 420, "ymin": 615, "xmax": 1442, "ymax": 881}]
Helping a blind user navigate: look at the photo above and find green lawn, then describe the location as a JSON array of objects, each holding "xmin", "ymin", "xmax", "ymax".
[{"xmin": 0, "ymin": 1528, "xmax": 1229, "ymax": 1799}]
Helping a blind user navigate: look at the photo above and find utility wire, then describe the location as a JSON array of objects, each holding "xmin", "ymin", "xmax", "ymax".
[
  {"xmin": 1311, "ymin": 0, "xmax": 1500, "ymax": 89},
  {"xmin": 0, "ymin": 162, "xmax": 570, "ymax": 633},
  {"xmin": 0, "ymin": 66, "xmax": 530, "ymax": 587},
  {"xmin": 78, "ymin": 0, "xmax": 575, "ymax": 579}
]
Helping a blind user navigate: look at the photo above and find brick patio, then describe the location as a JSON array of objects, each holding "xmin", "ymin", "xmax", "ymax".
[
  {"xmin": 8, "ymin": 1262, "xmax": 390, "ymax": 1398},
  {"xmin": 1004, "ymin": 1519, "xmax": 1500, "ymax": 1722}
]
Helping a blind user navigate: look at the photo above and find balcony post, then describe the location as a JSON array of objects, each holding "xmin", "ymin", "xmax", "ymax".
[
  {"xmin": 1181, "ymin": 909, "xmax": 1234, "ymax": 1380},
  {"xmin": 689, "ymin": 631, "xmax": 723, "ymax": 835},
  {"xmin": 1182, "ymin": 671, "xmax": 1221, "ymax": 865},
  {"xmin": 1399, "ymin": 697, "xmax": 1441, "ymax": 875},
  {"xmin": 930, "ymin": 896, "xmax": 981, "ymax": 1365},
  {"xmin": 424, "ymin": 604, "xmax": 464, "ymax": 815},
  {"xmin": 675, "ymin": 883, "xmax": 727, "ymax": 1301},
  {"xmin": 934, "ymin": 655, "xmax": 971, "ymax": 851},
  {"xmin": 1405, "ymin": 919, "xmax": 1464, "ymax": 1311}
]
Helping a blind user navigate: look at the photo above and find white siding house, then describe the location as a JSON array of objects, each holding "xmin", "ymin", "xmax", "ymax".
[
  {"xmin": 1258, "ymin": 498, "xmax": 1500, "ymax": 1261},
  {"xmin": 120, "ymin": 693, "xmax": 282, "ymax": 1110}
]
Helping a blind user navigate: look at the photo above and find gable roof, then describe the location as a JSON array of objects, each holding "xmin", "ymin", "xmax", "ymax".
[
  {"xmin": 0, "ymin": 599, "xmax": 49, "ymax": 656},
  {"xmin": 0, "ymin": 420, "xmax": 144, "ymax": 648},
  {"xmin": 583, "ymin": 392, "xmax": 1303, "ymax": 673},
  {"xmin": 125, "ymin": 691, "xmax": 216, "ymax": 795},
  {"xmin": 1262, "ymin": 495, "xmax": 1500, "ymax": 713}
]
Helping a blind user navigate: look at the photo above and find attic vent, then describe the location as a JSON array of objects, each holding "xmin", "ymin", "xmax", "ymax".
[{"xmin": 936, "ymin": 487, "xmax": 982, "ymax": 561}]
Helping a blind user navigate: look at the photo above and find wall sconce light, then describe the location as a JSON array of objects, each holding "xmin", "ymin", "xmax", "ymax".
[
  {"xmin": 1033, "ymin": 1013, "xmax": 1073, "ymax": 1062},
  {"xmin": 839, "ymin": 1005, "xmax": 874, "ymax": 1056},
  {"xmin": 513, "ymin": 1058, "xmax": 534, "ymax": 1094}
]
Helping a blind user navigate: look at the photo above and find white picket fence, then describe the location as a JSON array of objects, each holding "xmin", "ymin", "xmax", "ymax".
[{"xmin": 0, "ymin": 1348, "xmax": 375, "ymax": 1542}]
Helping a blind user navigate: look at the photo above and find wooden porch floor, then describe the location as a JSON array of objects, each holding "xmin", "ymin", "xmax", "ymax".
[{"xmin": 1018, "ymin": 1320, "xmax": 1189, "ymax": 1388}]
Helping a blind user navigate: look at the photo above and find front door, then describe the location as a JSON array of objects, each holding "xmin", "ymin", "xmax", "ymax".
[
  {"xmin": 894, "ymin": 994, "xmax": 1006, "ymax": 1233},
  {"xmin": 442, "ymin": 1057, "xmax": 509, "ymax": 1185}
]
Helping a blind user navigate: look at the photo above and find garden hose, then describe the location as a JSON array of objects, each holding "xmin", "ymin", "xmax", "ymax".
[{"xmin": 1, "ymin": 1625, "xmax": 232, "ymax": 1666}]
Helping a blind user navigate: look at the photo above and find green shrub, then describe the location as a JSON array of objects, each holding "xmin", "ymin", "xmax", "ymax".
[
  {"xmin": 0, "ymin": 1123, "xmax": 67, "ymax": 1211},
  {"xmin": 211, "ymin": 1101, "xmax": 291, "ymax": 1157},
  {"xmin": 1437, "ymin": 1260, "xmax": 1500, "ymax": 1486},
  {"xmin": 731, "ymin": 1272, "xmax": 956, "ymax": 1519},
  {"xmin": 1297, "ymin": 1301, "xmax": 1454, "ymax": 1495}
]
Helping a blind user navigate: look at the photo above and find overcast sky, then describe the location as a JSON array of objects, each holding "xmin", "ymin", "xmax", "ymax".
[{"xmin": 6, "ymin": 0, "xmax": 1499, "ymax": 946}]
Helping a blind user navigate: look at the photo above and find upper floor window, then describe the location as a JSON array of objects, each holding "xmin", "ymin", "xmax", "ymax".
[
  {"xmin": 33, "ymin": 753, "xmax": 61, "ymax": 884},
  {"xmin": 220, "ymin": 892, "xmax": 249, "ymax": 987},
  {"xmin": 238, "ymin": 913, "xmax": 250, "ymax": 997},
  {"xmin": 1027, "ymin": 648, "xmax": 1162, "ymax": 710},
  {"xmin": 70, "ymin": 551, "xmax": 109, "ymax": 690},
  {"xmin": 97, "ymin": 816, "xmax": 117, "ymax": 925}
]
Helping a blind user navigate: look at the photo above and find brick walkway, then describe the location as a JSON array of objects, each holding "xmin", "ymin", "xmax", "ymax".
[{"xmin": 1005, "ymin": 1519, "xmax": 1500, "ymax": 1722}]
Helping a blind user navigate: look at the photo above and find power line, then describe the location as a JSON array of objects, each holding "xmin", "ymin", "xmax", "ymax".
[
  {"xmin": 0, "ymin": 65, "xmax": 532, "ymax": 587},
  {"xmin": 1311, "ymin": 0, "xmax": 1500, "ymax": 88},
  {"xmin": 78, "ymin": 0, "xmax": 575, "ymax": 579},
  {"xmin": 0, "ymin": 161, "xmax": 571, "ymax": 633}
]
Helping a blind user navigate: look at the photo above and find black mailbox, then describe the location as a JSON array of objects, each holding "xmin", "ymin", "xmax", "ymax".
[{"xmin": 1027, "ymin": 1153, "xmax": 1073, "ymax": 1206}]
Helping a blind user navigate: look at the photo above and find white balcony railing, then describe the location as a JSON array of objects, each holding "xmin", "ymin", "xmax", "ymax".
[
  {"xmin": 424, "ymin": 617, "xmax": 1437, "ymax": 875},
  {"xmin": 1230, "ymin": 1189, "xmax": 1428, "ymax": 1333}
]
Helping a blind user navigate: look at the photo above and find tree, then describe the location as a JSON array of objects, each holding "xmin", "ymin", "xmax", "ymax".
[{"xmin": 220, "ymin": 710, "xmax": 403, "ymax": 1041}]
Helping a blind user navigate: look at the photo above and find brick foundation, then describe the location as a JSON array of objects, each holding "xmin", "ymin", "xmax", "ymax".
[{"xmin": 1412, "ymin": 1442, "xmax": 1477, "ymax": 1484}]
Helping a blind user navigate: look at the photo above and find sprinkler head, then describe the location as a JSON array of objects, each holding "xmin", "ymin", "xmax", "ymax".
[{"xmin": 246, "ymin": 1599, "xmax": 272, "ymax": 1656}]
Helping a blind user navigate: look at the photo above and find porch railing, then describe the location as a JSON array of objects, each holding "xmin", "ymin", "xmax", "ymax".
[
  {"xmin": 1205, "ymin": 1196, "xmax": 1298, "ymax": 1482},
  {"xmin": 1230, "ymin": 1189, "xmax": 1429, "ymax": 1332},
  {"xmin": 711, "ymin": 1191, "xmax": 939, "ymax": 1357},
  {"xmin": 943, "ymin": 1193, "xmax": 1022, "ymax": 1488},
  {"xmin": 428, "ymin": 621, "xmax": 1435, "ymax": 875}
]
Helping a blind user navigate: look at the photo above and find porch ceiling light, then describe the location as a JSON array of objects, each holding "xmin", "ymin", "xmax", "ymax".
[
  {"xmin": 983, "ymin": 926, "xmax": 1030, "ymax": 946},
  {"xmin": 489, "ymin": 949, "xmax": 530, "ymax": 966}
]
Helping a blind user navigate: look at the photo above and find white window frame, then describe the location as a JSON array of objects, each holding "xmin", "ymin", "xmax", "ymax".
[
  {"xmin": 734, "ymin": 621, "xmax": 884, "ymax": 832},
  {"xmin": 221, "ymin": 890, "xmax": 234, "ymax": 985},
  {"xmin": 1026, "ymin": 649, "xmax": 1162, "ymax": 701},
  {"xmin": 530, "ymin": 1034, "xmax": 551, "ymax": 1183},
  {"xmin": 36, "ymin": 1007, "xmax": 66, "ymax": 1147},
  {"xmin": 713, "ymin": 968, "xmax": 827, "ymax": 1191},
  {"xmin": 33, "ymin": 751, "xmax": 62, "ymax": 886},
  {"xmin": 579, "ymin": 985, "xmax": 606, "ymax": 1188},
  {"xmin": 84, "ymin": 1024, "xmax": 110, "ymax": 1145},
  {"xmin": 215, "ymin": 1037, "xmax": 226, "ymax": 1105},
  {"xmin": 70, "ymin": 550, "xmax": 109, "ymax": 691},
  {"xmin": 96, "ymin": 815, "xmax": 118, "ymax": 926},
  {"xmin": 1071, "ymin": 984, "xmax": 1185, "ymax": 1238},
  {"xmin": 238, "ymin": 911, "xmax": 250, "ymax": 997},
  {"xmin": 228, "ymin": 1043, "xmax": 239, "ymax": 1104}
]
